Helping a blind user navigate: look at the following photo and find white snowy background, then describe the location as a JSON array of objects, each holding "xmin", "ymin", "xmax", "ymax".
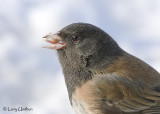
[{"xmin": 0, "ymin": 0, "xmax": 160, "ymax": 114}]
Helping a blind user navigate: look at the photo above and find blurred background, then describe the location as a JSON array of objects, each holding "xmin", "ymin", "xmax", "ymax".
[{"xmin": 0, "ymin": 0, "xmax": 160, "ymax": 114}]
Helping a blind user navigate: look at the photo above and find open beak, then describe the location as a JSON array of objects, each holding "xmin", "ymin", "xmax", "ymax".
[{"xmin": 43, "ymin": 33, "xmax": 66, "ymax": 49}]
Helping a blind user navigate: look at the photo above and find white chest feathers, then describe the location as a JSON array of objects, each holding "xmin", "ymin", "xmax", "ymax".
[{"xmin": 72, "ymin": 96, "xmax": 88, "ymax": 114}]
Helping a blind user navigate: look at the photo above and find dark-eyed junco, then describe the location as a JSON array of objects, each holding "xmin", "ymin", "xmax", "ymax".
[{"xmin": 43, "ymin": 23, "xmax": 160, "ymax": 114}]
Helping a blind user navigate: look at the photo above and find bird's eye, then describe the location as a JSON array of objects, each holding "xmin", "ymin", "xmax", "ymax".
[{"xmin": 72, "ymin": 35, "xmax": 80, "ymax": 42}]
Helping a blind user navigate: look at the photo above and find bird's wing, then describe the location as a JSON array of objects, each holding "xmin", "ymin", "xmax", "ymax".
[
  {"xmin": 93, "ymin": 73, "xmax": 160, "ymax": 113},
  {"xmin": 142, "ymin": 103, "xmax": 160, "ymax": 114}
]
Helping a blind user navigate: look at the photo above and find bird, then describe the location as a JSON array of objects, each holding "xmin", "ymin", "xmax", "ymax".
[{"xmin": 43, "ymin": 23, "xmax": 160, "ymax": 114}]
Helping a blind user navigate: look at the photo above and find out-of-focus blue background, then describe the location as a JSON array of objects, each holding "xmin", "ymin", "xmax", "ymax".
[{"xmin": 0, "ymin": 0, "xmax": 160, "ymax": 114}]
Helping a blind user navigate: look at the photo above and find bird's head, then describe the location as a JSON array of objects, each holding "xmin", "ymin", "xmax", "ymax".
[{"xmin": 43, "ymin": 23, "xmax": 123, "ymax": 69}]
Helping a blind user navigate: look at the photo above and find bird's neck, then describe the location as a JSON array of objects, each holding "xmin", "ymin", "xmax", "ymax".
[
  {"xmin": 57, "ymin": 50, "xmax": 92, "ymax": 103},
  {"xmin": 85, "ymin": 45, "xmax": 124, "ymax": 72},
  {"xmin": 57, "ymin": 46, "xmax": 124, "ymax": 104}
]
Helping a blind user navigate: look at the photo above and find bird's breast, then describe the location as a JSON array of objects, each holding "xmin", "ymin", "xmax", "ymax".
[
  {"xmin": 71, "ymin": 80, "xmax": 104, "ymax": 114},
  {"xmin": 71, "ymin": 80, "xmax": 122, "ymax": 114},
  {"xmin": 71, "ymin": 80, "xmax": 96, "ymax": 114}
]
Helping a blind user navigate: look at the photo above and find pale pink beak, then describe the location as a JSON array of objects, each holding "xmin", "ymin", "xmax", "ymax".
[{"xmin": 43, "ymin": 33, "xmax": 66, "ymax": 49}]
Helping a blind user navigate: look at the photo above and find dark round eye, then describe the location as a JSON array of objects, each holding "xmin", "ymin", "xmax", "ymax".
[{"xmin": 72, "ymin": 35, "xmax": 80, "ymax": 41}]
